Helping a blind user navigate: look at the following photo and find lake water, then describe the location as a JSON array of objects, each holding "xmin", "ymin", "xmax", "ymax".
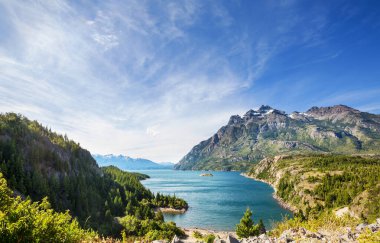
[{"xmin": 138, "ymin": 170, "xmax": 292, "ymax": 231}]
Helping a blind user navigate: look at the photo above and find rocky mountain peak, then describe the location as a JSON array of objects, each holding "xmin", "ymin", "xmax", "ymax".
[
  {"xmin": 175, "ymin": 104, "xmax": 380, "ymax": 171},
  {"xmin": 244, "ymin": 109, "xmax": 258, "ymax": 117},
  {"xmin": 258, "ymin": 105, "xmax": 273, "ymax": 113},
  {"xmin": 228, "ymin": 115, "xmax": 243, "ymax": 125},
  {"xmin": 306, "ymin": 105, "xmax": 358, "ymax": 116},
  {"xmin": 243, "ymin": 106, "xmax": 286, "ymax": 120}
]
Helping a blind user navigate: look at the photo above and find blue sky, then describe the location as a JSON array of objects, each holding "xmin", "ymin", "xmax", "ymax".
[{"xmin": 0, "ymin": 0, "xmax": 380, "ymax": 162}]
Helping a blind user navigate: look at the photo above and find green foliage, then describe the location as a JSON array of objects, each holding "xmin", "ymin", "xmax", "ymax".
[
  {"xmin": 192, "ymin": 231, "xmax": 215, "ymax": 243},
  {"xmin": 235, "ymin": 208, "xmax": 262, "ymax": 238},
  {"xmin": 203, "ymin": 234, "xmax": 216, "ymax": 243},
  {"xmin": 152, "ymin": 192, "xmax": 188, "ymax": 210},
  {"xmin": 130, "ymin": 172, "xmax": 150, "ymax": 181},
  {"xmin": 306, "ymin": 155, "xmax": 380, "ymax": 220},
  {"xmin": 192, "ymin": 230, "xmax": 203, "ymax": 239},
  {"xmin": 0, "ymin": 113, "xmax": 188, "ymax": 239},
  {"xmin": 119, "ymin": 215, "xmax": 185, "ymax": 241},
  {"xmin": 270, "ymin": 211, "xmax": 360, "ymax": 237},
  {"xmin": 258, "ymin": 219, "xmax": 266, "ymax": 234},
  {"xmin": 0, "ymin": 113, "xmax": 117, "ymax": 234},
  {"xmin": 0, "ymin": 172, "xmax": 96, "ymax": 242},
  {"xmin": 357, "ymin": 228, "xmax": 380, "ymax": 243},
  {"xmin": 102, "ymin": 166, "xmax": 187, "ymax": 240},
  {"xmin": 277, "ymin": 172, "xmax": 294, "ymax": 201},
  {"xmin": 155, "ymin": 210, "xmax": 164, "ymax": 222},
  {"xmin": 252, "ymin": 154, "xmax": 380, "ymax": 221}
]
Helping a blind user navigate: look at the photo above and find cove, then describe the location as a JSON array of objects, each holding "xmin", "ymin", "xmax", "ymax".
[{"xmin": 139, "ymin": 170, "xmax": 292, "ymax": 231}]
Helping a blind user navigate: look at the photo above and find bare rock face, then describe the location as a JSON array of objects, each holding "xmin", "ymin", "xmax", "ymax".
[{"xmin": 175, "ymin": 105, "xmax": 380, "ymax": 171}]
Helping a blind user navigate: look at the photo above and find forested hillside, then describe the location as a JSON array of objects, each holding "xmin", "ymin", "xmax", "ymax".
[
  {"xmin": 0, "ymin": 113, "xmax": 114, "ymax": 232},
  {"xmin": 248, "ymin": 154, "xmax": 380, "ymax": 222},
  {"xmin": 0, "ymin": 113, "xmax": 186, "ymax": 240}
]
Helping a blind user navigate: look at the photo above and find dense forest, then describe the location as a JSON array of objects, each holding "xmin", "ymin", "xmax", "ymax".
[{"xmin": 0, "ymin": 113, "xmax": 187, "ymax": 240}]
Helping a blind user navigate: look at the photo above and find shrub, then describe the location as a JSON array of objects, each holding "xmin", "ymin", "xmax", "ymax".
[
  {"xmin": 0, "ymin": 173, "xmax": 96, "ymax": 242},
  {"xmin": 192, "ymin": 230, "xmax": 203, "ymax": 239}
]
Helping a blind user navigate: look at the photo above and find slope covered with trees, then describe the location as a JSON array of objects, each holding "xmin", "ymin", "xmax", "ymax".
[
  {"xmin": 0, "ymin": 113, "xmax": 114, "ymax": 233},
  {"xmin": 0, "ymin": 113, "xmax": 187, "ymax": 240},
  {"xmin": 248, "ymin": 154, "xmax": 380, "ymax": 222}
]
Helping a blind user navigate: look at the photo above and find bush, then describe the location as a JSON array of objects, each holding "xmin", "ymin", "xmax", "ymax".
[
  {"xmin": 203, "ymin": 234, "xmax": 215, "ymax": 243},
  {"xmin": 119, "ymin": 215, "xmax": 185, "ymax": 241},
  {"xmin": 0, "ymin": 173, "xmax": 95, "ymax": 242},
  {"xmin": 270, "ymin": 212, "xmax": 360, "ymax": 237},
  {"xmin": 192, "ymin": 230, "xmax": 203, "ymax": 239}
]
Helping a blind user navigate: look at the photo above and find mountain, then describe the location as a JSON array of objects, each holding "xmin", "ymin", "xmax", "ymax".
[
  {"xmin": 159, "ymin": 162, "xmax": 176, "ymax": 167},
  {"xmin": 93, "ymin": 154, "xmax": 174, "ymax": 170},
  {"xmin": 175, "ymin": 105, "xmax": 380, "ymax": 170}
]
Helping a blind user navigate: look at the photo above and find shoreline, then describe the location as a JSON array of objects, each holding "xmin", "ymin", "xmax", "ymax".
[{"xmin": 240, "ymin": 173, "xmax": 297, "ymax": 213}]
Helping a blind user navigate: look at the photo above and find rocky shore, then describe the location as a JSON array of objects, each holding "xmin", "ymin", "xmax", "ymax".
[
  {"xmin": 170, "ymin": 219, "xmax": 380, "ymax": 242},
  {"xmin": 177, "ymin": 228, "xmax": 236, "ymax": 243},
  {"xmin": 158, "ymin": 207, "xmax": 187, "ymax": 214}
]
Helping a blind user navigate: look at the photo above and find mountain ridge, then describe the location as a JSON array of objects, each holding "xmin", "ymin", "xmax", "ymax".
[
  {"xmin": 174, "ymin": 105, "xmax": 380, "ymax": 170},
  {"xmin": 93, "ymin": 154, "xmax": 174, "ymax": 170}
]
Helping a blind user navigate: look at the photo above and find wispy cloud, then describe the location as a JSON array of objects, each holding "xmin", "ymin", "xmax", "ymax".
[
  {"xmin": 0, "ymin": 0, "xmax": 246, "ymax": 162},
  {"xmin": 1, "ymin": 0, "xmax": 378, "ymax": 162}
]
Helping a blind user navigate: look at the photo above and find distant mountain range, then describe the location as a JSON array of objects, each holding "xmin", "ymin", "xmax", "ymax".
[
  {"xmin": 93, "ymin": 154, "xmax": 174, "ymax": 170},
  {"xmin": 174, "ymin": 105, "xmax": 380, "ymax": 171}
]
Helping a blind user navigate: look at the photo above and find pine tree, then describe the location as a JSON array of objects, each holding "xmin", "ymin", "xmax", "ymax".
[
  {"xmin": 258, "ymin": 219, "xmax": 266, "ymax": 234},
  {"xmin": 126, "ymin": 200, "xmax": 133, "ymax": 215},
  {"xmin": 236, "ymin": 208, "xmax": 259, "ymax": 238}
]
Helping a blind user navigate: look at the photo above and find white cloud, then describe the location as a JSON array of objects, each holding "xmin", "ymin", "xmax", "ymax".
[
  {"xmin": 88, "ymin": 10, "xmax": 119, "ymax": 50},
  {"xmin": 0, "ymin": 0, "xmax": 346, "ymax": 163}
]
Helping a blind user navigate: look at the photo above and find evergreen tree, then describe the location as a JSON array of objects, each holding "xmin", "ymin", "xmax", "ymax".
[
  {"xmin": 236, "ymin": 208, "xmax": 259, "ymax": 238},
  {"xmin": 258, "ymin": 219, "xmax": 266, "ymax": 234}
]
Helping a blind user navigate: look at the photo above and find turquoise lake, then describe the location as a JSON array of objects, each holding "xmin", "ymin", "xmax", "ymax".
[{"xmin": 138, "ymin": 170, "xmax": 292, "ymax": 231}]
